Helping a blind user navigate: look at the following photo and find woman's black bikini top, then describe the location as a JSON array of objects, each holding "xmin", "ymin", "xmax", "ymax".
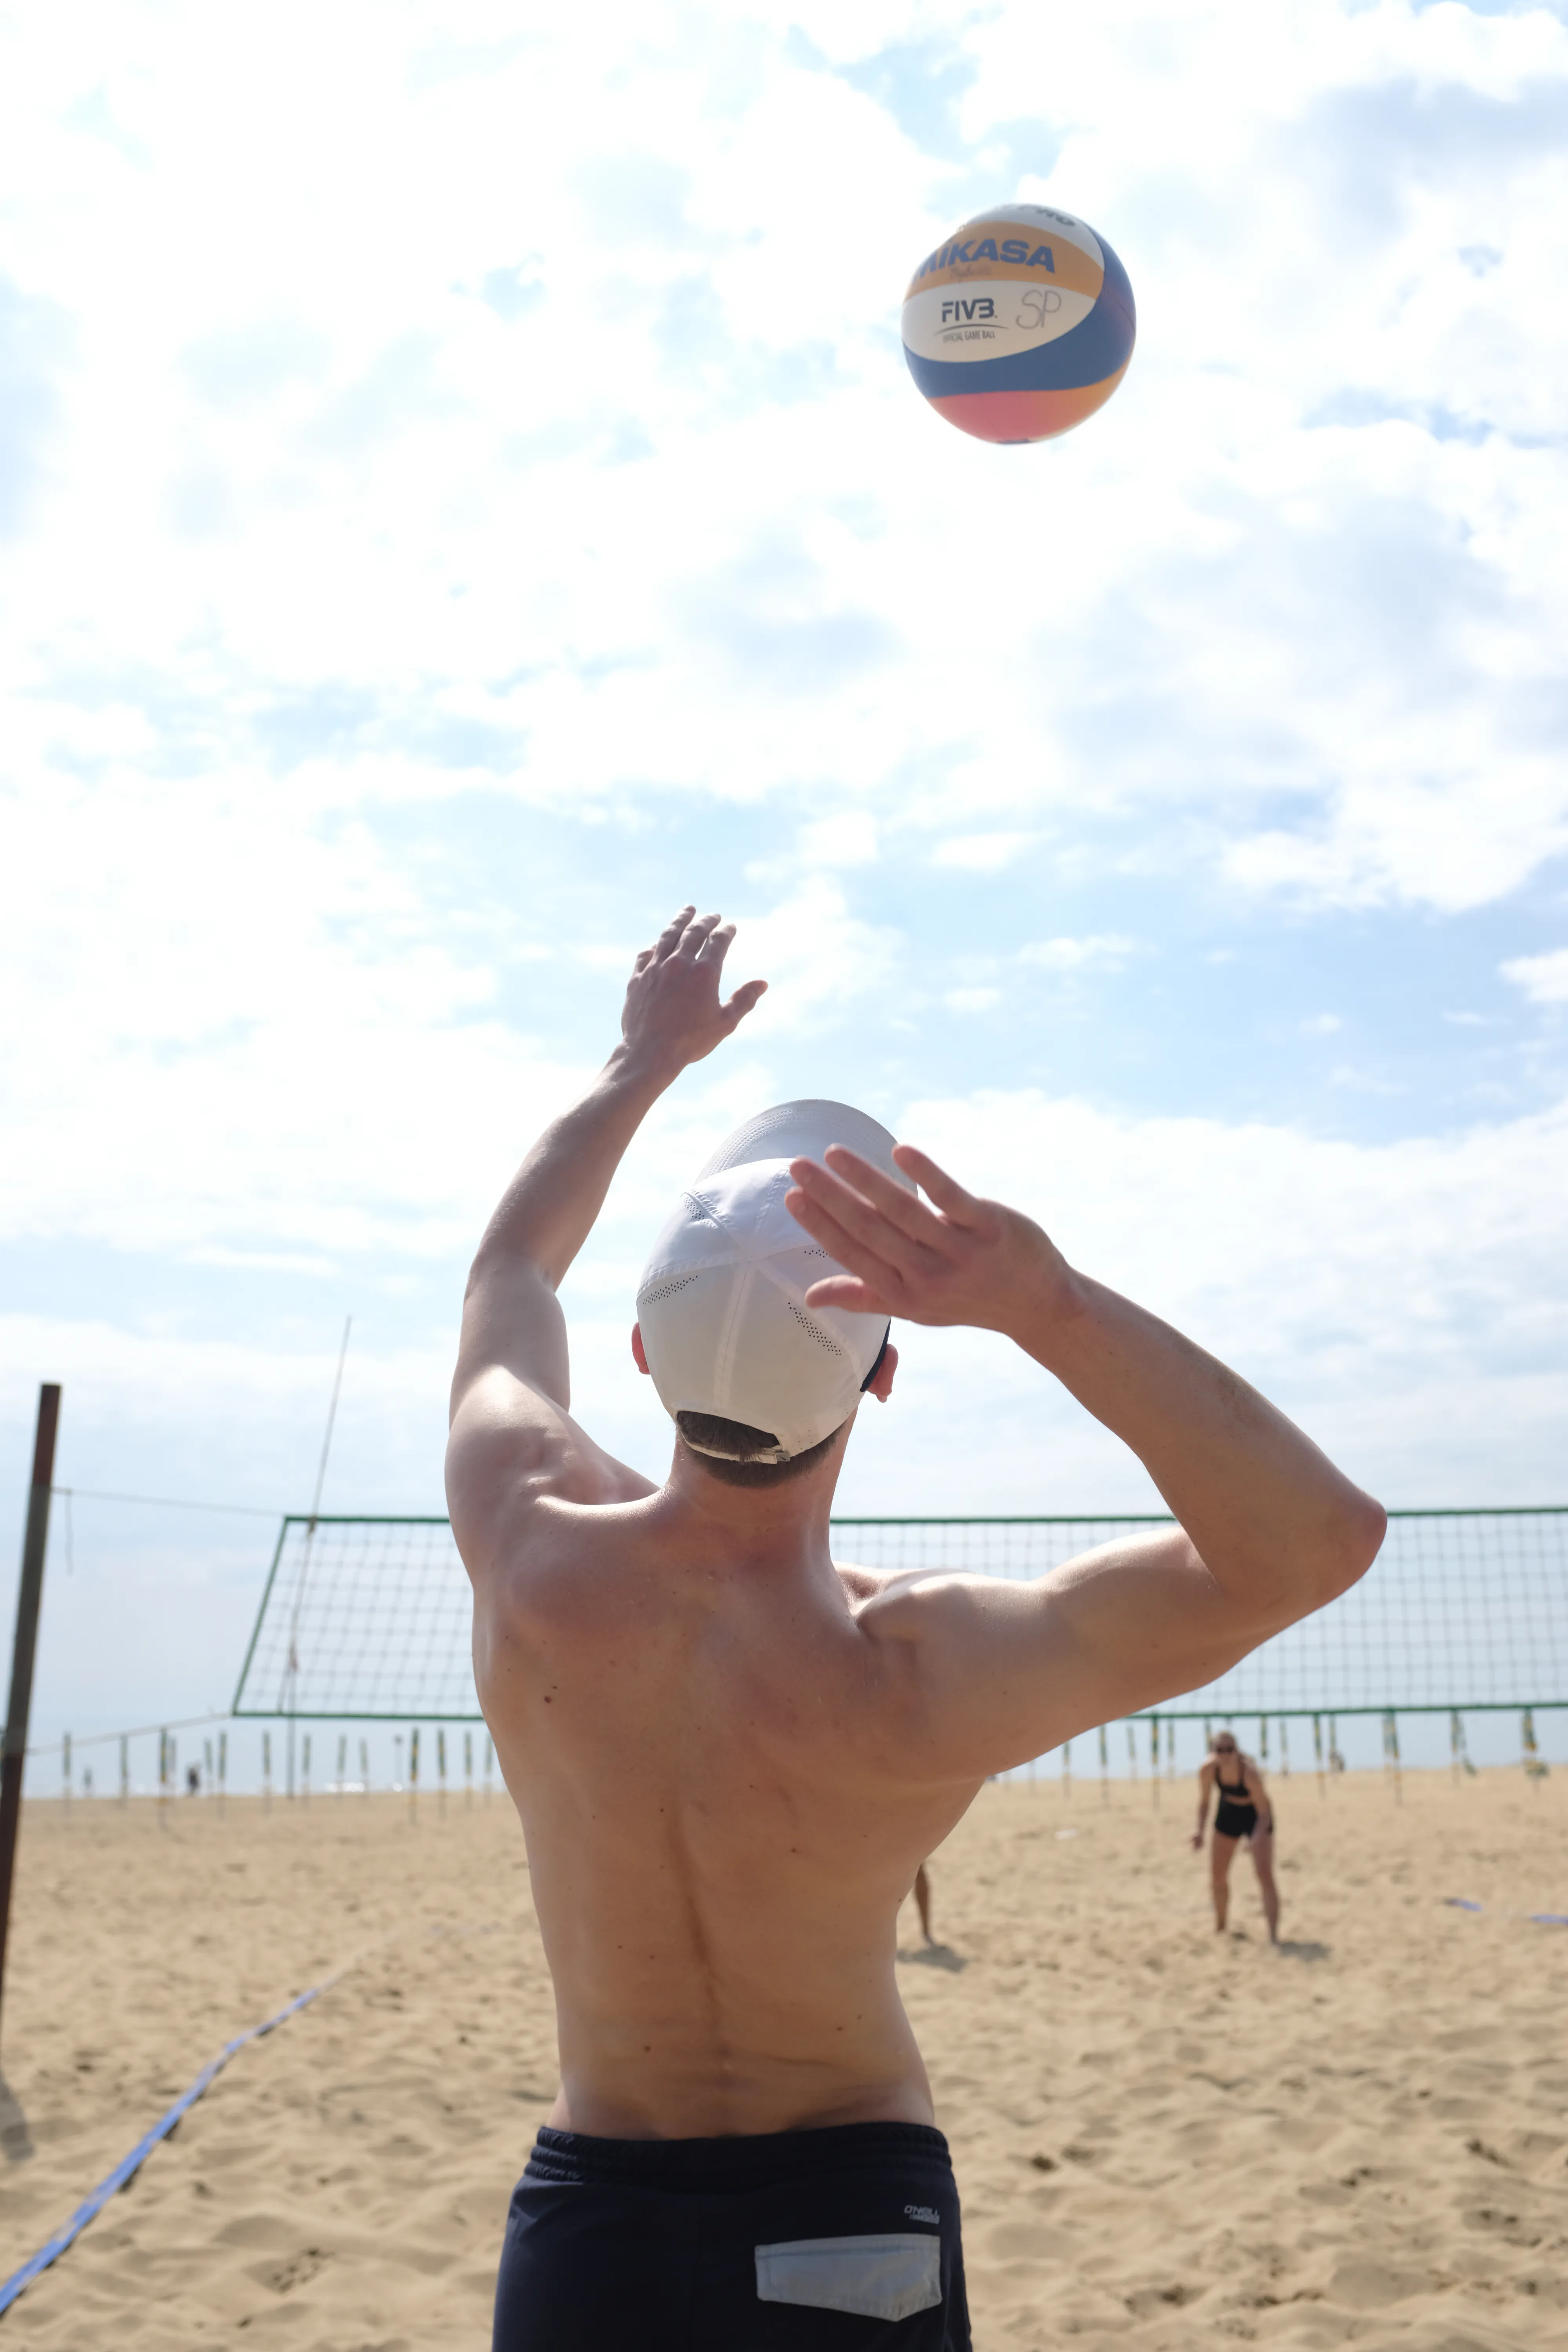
[{"xmin": 1214, "ymin": 1764, "xmax": 1256, "ymax": 1811}]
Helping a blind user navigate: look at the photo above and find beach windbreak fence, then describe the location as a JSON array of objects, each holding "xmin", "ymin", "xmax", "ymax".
[{"xmin": 231, "ymin": 1509, "xmax": 1568, "ymax": 1728}]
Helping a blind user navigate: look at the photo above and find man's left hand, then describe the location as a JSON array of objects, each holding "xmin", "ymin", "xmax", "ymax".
[{"xmin": 620, "ymin": 907, "xmax": 767, "ymax": 1080}]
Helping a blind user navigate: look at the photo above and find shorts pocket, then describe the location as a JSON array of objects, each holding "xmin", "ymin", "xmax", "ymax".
[{"xmin": 755, "ymin": 2231, "xmax": 942, "ymax": 2321}]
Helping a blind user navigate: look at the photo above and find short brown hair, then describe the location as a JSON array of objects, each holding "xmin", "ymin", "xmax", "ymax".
[{"xmin": 676, "ymin": 1411, "xmax": 838, "ymax": 1488}]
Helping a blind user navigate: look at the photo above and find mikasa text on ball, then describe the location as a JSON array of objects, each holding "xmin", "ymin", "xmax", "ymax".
[{"xmin": 902, "ymin": 201, "xmax": 1136, "ymax": 445}]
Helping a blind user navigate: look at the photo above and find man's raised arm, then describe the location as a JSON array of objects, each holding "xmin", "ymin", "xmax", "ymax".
[
  {"xmin": 445, "ymin": 908, "xmax": 765, "ymax": 1562},
  {"xmin": 786, "ymin": 1140, "xmax": 1384, "ymax": 1767}
]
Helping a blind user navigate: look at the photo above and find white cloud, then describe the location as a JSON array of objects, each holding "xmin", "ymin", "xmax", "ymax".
[
  {"xmin": 1328, "ymin": 1063, "xmax": 1404, "ymax": 1096},
  {"xmin": 797, "ymin": 812, "xmax": 880, "ymax": 867},
  {"xmin": 1018, "ymin": 935, "xmax": 1136, "ymax": 973},
  {"xmin": 0, "ymin": 764, "xmax": 600, "ymax": 1256},
  {"xmin": 931, "ymin": 833, "xmax": 1034, "ymax": 873},
  {"xmin": 859, "ymin": 1082, "xmax": 1568, "ymax": 1511},
  {"xmin": 1500, "ymin": 947, "xmax": 1568, "ymax": 1005},
  {"xmin": 1301, "ymin": 1013, "xmax": 1343, "ymax": 1035},
  {"xmin": 1, "ymin": 0, "xmax": 1564, "ymax": 912},
  {"xmin": 2, "ymin": 0, "xmax": 1567, "ymax": 1733},
  {"xmin": 710, "ymin": 877, "xmax": 900, "ymax": 1036},
  {"xmin": 12, "ymin": 1073, "xmax": 1564, "ymax": 1563}
]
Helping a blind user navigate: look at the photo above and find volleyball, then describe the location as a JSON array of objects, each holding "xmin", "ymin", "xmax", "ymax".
[{"xmin": 901, "ymin": 201, "xmax": 1136, "ymax": 445}]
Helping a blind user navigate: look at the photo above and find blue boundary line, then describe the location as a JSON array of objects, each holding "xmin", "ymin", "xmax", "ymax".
[
  {"xmin": 0, "ymin": 1973, "xmax": 339, "ymax": 2319},
  {"xmin": 1444, "ymin": 1896, "xmax": 1568, "ymax": 1926}
]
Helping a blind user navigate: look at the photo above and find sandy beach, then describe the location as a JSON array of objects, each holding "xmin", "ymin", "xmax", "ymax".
[{"xmin": 0, "ymin": 1767, "xmax": 1563, "ymax": 2348}]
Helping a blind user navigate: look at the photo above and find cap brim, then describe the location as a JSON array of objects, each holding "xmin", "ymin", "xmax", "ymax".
[{"xmin": 697, "ymin": 1100, "xmax": 913, "ymax": 1191}]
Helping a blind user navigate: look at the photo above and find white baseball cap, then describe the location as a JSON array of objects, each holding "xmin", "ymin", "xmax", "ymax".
[{"xmin": 636, "ymin": 1101, "xmax": 913, "ymax": 1462}]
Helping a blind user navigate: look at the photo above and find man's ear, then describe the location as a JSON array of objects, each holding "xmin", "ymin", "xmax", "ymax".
[
  {"xmin": 866, "ymin": 1341, "xmax": 898, "ymax": 1403},
  {"xmin": 631, "ymin": 1323, "xmax": 650, "ymax": 1375}
]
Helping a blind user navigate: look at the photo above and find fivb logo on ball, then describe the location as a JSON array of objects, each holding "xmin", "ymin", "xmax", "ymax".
[{"xmin": 901, "ymin": 201, "xmax": 1136, "ymax": 446}]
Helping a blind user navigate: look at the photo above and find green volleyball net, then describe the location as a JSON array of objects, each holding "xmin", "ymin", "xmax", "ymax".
[{"xmin": 231, "ymin": 1509, "xmax": 1568, "ymax": 1737}]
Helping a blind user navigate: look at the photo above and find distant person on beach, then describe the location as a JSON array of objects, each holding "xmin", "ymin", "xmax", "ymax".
[
  {"xmin": 446, "ymin": 904, "xmax": 1384, "ymax": 2351},
  {"xmin": 913, "ymin": 1862, "xmax": 936, "ymax": 1947},
  {"xmin": 1192, "ymin": 1730, "xmax": 1279, "ymax": 1943}
]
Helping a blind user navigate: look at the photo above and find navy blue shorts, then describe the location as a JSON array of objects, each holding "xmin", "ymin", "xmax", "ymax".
[{"xmin": 492, "ymin": 2119, "xmax": 971, "ymax": 2349}]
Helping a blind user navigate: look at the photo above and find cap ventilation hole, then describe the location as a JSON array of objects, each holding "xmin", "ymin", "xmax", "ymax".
[
  {"xmin": 638, "ymin": 1272, "xmax": 704, "ymax": 1308},
  {"xmin": 788, "ymin": 1299, "xmax": 843, "ymax": 1355}
]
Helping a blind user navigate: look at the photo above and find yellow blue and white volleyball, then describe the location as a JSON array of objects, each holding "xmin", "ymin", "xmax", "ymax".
[{"xmin": 901, "ymin": 202, "xmax": 1136, "ymax": 445}]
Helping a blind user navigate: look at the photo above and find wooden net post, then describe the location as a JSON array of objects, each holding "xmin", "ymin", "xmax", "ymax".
[
  {"xmin": 1382, "ymin": 1710, "xmax": 1402, "ymax": 1804},
  {"xmin": 0, "ymin": 1384, "xmax": 61, "ymax": 2033}
]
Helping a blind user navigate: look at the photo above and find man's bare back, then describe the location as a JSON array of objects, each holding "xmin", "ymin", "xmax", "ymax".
[
  {"xmin": 479, "ymin": 1502, "xmax": 975, "ymax": 2138},
  {"xmin": 447, "ymin": 905, "xmax": 1386, "ymax": 2346}
]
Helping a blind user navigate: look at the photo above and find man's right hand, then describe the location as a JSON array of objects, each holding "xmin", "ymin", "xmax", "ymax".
[
  {"xmin": 789, "ymin": 1128, "xmax": 1383, "ymax": 1777},
  {"xmin": 787, "ymin": 1142, "xmax": 1078, "ymax": 1338}
]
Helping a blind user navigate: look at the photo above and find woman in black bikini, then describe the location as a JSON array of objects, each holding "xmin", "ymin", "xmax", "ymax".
[{"xmin": 1191, "ymin": 1731, "xmax": 1279, "ymax": 1943}]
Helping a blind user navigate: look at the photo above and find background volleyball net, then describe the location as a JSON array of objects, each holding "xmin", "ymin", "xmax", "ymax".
[{"xmin": 231, "ymin": 1508, "xmax": 1568, "ymax": 1740}]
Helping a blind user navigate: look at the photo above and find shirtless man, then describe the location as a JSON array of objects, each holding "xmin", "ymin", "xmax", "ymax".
[
  {"xmin": 446, "ymin": 906, "xmax": 1385, "ymax": 2350},
  {"xmin": 1192, "ymin": 1729, "xmax": 1280, "ymax": 1942}
]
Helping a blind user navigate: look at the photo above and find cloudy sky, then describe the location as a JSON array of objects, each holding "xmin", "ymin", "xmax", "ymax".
[{"xmin": 2, "ymin": 0, "xmax": 1565, "ymax": 1753}]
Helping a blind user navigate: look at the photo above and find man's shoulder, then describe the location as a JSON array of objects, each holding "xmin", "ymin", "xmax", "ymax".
[
  {"xmin": 832, "ymin": 1559, "xmax": 900, "ymax": 1605},
  {"xmin": 837, "ymin": 1561, "xmax": 1013, "ymax": 1639},
  {"xmin": 457, "ymin": 1483, "xmax": 668, "ymax": 1621},
  {"xmin": 446, "ymin": 1366, "xmax": 659, "ymax": 1567}
]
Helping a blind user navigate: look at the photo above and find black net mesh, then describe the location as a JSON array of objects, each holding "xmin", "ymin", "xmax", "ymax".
[
  {"xmin": 231, "ymin": 1510, "xmax": 1568, "ymax": 1720},
  {"xmin": 830, "ymin": 1512, "xmax": 1568, "ymax": 1715}
]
